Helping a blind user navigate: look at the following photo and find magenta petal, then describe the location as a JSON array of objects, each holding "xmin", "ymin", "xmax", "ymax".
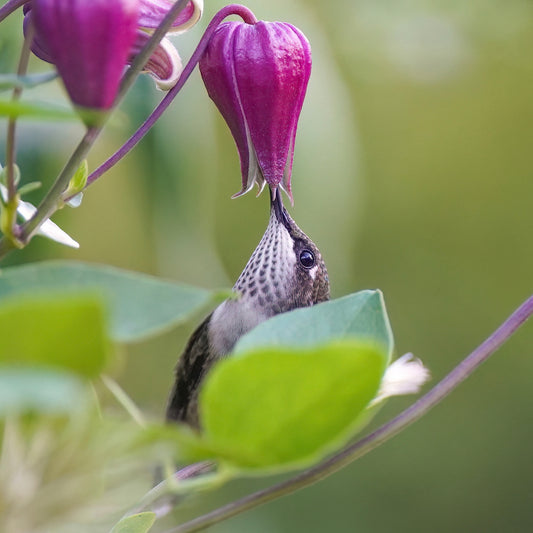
[
  {"xmin": 234, "ymin": 22, "xmax": 311, "ymax": 190},
  {"xmin": 200, "ymin": 22, "xmax": 251, "ymax": 192},
  {"xmin": 138, "ymin": 0, "xmax": 201, "ymax": 33},
  {"xmin": 31, "ymin": 0, "xmax": 139, "ymax": 110},
  {"xmin": 23, "ymin": 8, "xmax": 54, "ymax": 63}
]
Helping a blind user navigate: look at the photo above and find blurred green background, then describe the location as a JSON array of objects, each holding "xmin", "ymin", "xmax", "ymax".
[{"xmin": 1, "ymin": 0, "xmax": 532, "ymax": 531}]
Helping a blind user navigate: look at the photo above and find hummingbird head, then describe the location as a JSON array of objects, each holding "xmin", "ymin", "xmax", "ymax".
[
  {"xmin": 234, "ymin": 190, "xmax": 330, "ymax": 311},
  {"xmin": 209, "ymin": 191, "xmax": 330, "ymax": 356}
]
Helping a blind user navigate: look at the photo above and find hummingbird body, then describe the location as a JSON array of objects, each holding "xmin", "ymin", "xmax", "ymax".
[{"xmin": 166, "ymin": 192, "xmax": 329, "ymax": 427}]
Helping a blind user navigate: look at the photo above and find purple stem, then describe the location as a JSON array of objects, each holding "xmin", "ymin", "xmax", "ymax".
[
  {"xmin": 0, "ymin": 0, "xmax": 28, "ymax": 24},
  {"xmin": 168, "ymin": 294, "xmax": 533, "ymax": 533},
  {"xmin": 83, "ymin": 4, "xmax": 257, "ymax": 190}
]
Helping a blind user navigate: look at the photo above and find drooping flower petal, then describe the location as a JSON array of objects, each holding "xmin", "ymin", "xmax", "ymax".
[
  {"xmin": 199, "ymin": 20, "xmax": 312, "ymax": 203},
  {"xmin": 370, "ymin": 353, "xmax": 430, "ymax": 406},
  {"xmin": 30, "ymin": 0, "xmax": 139, "ymax": 111},
  {"xmin": 138, "ymin": 0, "xmax": 202, "ymax": 34},
  {"xmin": 130, "ymin": 29, "xmax": 182, "ymax": 90}
]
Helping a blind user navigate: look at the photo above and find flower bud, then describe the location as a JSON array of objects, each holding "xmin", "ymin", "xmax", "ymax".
[
  {"xmin": 30, "ymin": 0, "xmax": 139, "ymax": 113},
  {"xmin": 199, "ymin": 20, "xmax": 312, "ymax": 203}
]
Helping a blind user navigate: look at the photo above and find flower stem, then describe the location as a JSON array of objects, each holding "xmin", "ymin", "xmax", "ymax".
[
  {"xmin": 166, "ymin": 294, "xmax": 533, "ymax": 533},
  {"xmin": 0, "ymin": 0, "xmax": 28, "ymax": 24},
  {"xmin": 82, "ymin": 4, "xmax": 258, "ymax": 190}
]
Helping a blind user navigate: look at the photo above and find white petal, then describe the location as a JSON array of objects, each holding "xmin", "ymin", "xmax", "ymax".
[
  {"xmin": 370, "ymin": 353, "xmax": 430, "ymax": 406},
  {"xmin": 0, "ymin": 184, "xmax": 79, "ymax": 249}
]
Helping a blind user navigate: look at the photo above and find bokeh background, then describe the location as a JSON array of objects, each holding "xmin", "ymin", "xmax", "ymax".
[{"xmin": 1, "ymin": 0, "xmax": 532, "ymax": 531}]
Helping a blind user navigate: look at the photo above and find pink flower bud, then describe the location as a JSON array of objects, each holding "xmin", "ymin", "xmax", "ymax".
[{"xmin": 199, "ymin": 20, "xmax": 312, "ymax": 203}]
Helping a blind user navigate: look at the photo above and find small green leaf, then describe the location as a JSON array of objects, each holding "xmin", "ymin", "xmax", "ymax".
[
  {"xmin": 197, "ymin": 341, "xmax": 387, "ymax": 471},
  {"xmin": 62, "ymin": 160, "xmax": 88, "ymax": 204},
  {"xmin": 0, "ymin": 368, "xmax": 88, "ymax": 416},
  {"xmin": 0, "ymin": 261, "xmax": 218, "ymax": 342},
  {"xmin": 110, "ymin": 512, "xmax": 156, "ymax": 533},
  {"xmin": 0, "ymin": 99, "xmax": 76, "ymax": 120},
  {"xmin": 0, "ymin": 294, "xmax": 109, "ymax": 377},
  {"xmin": 235, "ymin": 290, "xmax": 394, "ymax": 361}
]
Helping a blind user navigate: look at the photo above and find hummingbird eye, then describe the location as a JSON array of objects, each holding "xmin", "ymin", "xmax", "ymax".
[{"xmin": 299, "ymin": 249, "xmax": 315, "ymax": 268}]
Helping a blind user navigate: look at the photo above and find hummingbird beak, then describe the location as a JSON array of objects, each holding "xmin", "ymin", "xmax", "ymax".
[{"xmin": 270, "ymin": 188, "xmax": 291, "ymax": 229}]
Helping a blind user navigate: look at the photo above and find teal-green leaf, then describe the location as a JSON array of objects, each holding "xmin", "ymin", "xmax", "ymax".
[
  {"xmin": 0, "ymin": 368, "xmax": 88, "ymax": 416},
  {"xmin": 198, "ymin": 341, "xmax": 387, "ymax": 471},
  {"xmin": 234, "ymin": 290, "xmax": 394, "ymax": 361},
  {"xmin": 0, "ymin": 294, "xmax": 108, "ymax": 377},
  {"xmin": 0, "ymin": 261, "xmax": 216, "ymax": 342},
  {"xmin": 110, "ymin": 512, "xmax": 156, "ymax": 533}
]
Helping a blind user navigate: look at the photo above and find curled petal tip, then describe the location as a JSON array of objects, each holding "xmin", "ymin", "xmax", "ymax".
[
  {"xmin": 279, "ymin": 183, "xmax": 294, "ymax": 207},
  {"xmin": 131, "ymin": 31, "xmax": 183, "ymax": 90},
  {"xmin": 255, "ymin": 179, "xmax": 267, "ymax": 198}
]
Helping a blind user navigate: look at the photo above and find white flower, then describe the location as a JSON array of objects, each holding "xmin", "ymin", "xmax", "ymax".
[{"xmin": 370, "ymin": 352, "xmax": 430, "ymax": 406}]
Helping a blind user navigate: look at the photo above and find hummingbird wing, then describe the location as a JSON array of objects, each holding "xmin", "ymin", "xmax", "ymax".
[{"xmin": 165, "ymin": 313, "xmax": 215, "ymax": 427}]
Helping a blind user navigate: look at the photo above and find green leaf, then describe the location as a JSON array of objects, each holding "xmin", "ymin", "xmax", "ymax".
[
  {"xmin": 234, "ymin": 290, "xmax": 394, "ymax": 361},
  {"xmin": 197, "ymin": 341, "xmax": 387, "ymax": 471},
  {"xmin": 0, "ymin": 261, "xmax": 218, "ymax": 342},
  {"xmin": 0, "ymin": 368, "xmax": 88, "ymax": 416},
  {"xmin": 110, "ymin": 512, "xmax": 156, "ymax": 533},
  {"xmin": 0, "ymin": 99, "xmax": 76, "ymax": 120},
  {"xmin": 0, "ymin": 294, "xmax": 109, "ymax": 377}
]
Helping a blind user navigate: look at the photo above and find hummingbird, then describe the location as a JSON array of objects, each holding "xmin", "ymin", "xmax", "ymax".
[{"xmin": 166, "ymin": 191, "xmax": 330, "ymax": 428}]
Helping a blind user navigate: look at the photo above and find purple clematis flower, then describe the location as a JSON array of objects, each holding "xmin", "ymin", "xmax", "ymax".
[
  {"xmin": 25, "ymin": 0, "xmax": 202, "ymax": 112},
  {"xmin": 199, "ymin": 20, "xmax": 312, "ymax": 203}
]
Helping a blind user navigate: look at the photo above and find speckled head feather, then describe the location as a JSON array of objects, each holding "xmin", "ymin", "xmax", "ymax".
[{"xmin": 210, "ymin": 190, "xmax": 329, "ymax": 356}]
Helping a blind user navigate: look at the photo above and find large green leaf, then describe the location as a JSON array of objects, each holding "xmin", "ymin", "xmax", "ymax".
[
  {"xmin": 196, "ymin": 341, "xmax": 387, "ymax": 471},
  {"xmin": 234, "ymin": 290, "xmax": 394, "ymax": 360},
  {"xmin": 0, "ymin": 261, "xmax": 217, "ymax": 342},
  {"xmin": 0, "ymin": 294, "xmax": 109, "ymax": 377},
  {"xmin": 110, "ymin": 513, "xmax": 156, "ymax": 533},
  {"xmin": 0, "ymin": 368, "xmax": 88, "ymax": 416}
]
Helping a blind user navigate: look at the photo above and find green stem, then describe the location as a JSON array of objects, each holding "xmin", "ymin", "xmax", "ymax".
[{"xmin": 165, "ymin": 294, "xmax": 533, "ymax": 533}]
